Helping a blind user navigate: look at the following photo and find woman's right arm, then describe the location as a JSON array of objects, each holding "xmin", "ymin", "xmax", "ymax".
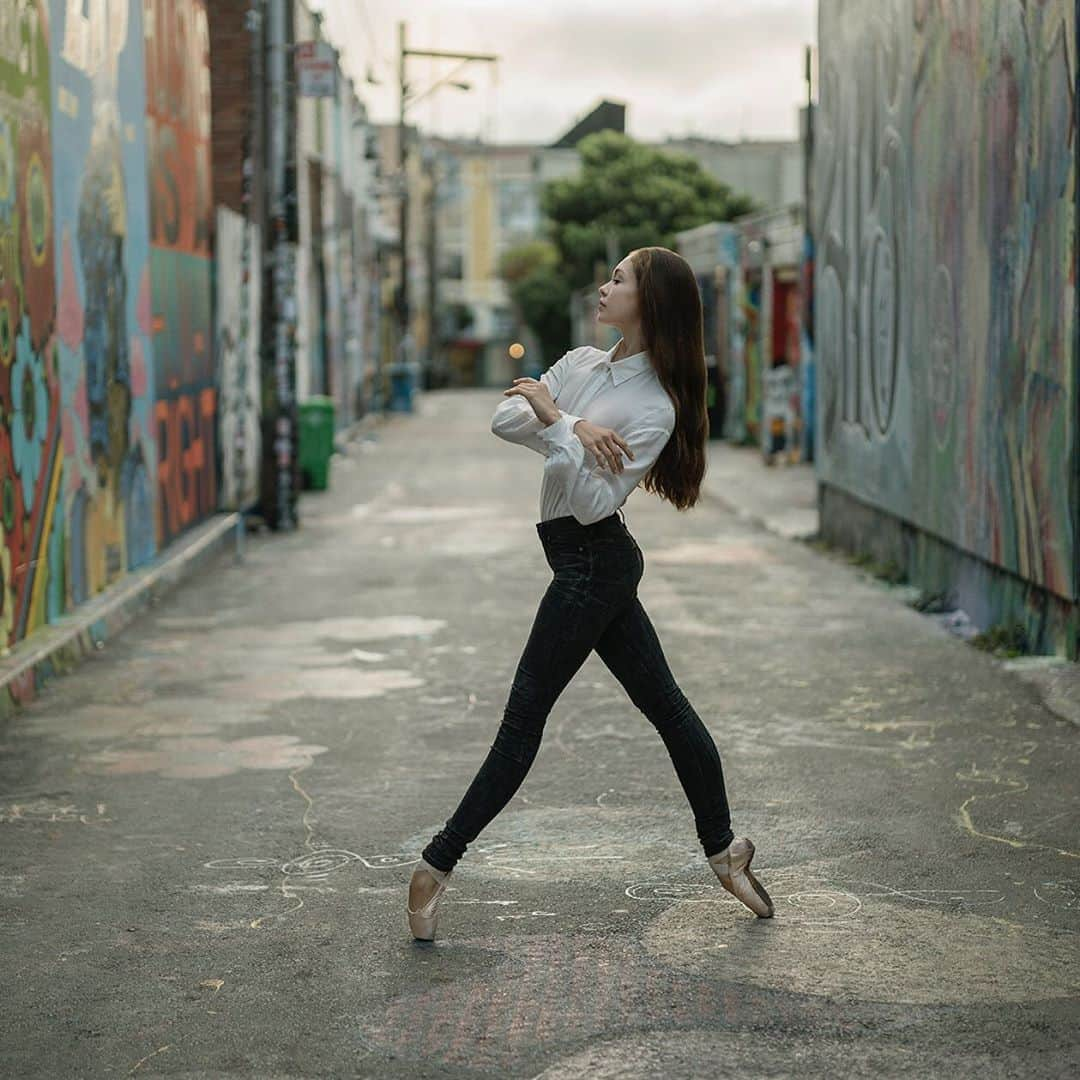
[
  {"xmin": 537, "ymin": 409, "xmax": 673, "ymax": 525},
  {"xmin": 490, "ymin": 347, "xmax": 585, "ymax": 456}
]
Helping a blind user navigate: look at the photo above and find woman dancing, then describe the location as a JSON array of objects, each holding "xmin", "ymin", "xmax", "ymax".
[{"xmin": 407, "ymin": 246, "xmax": 774, "ymax": 940}]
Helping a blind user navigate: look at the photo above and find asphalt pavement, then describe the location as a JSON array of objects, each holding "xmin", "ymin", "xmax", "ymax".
[{"xmin": 1, "ymin": 388, "xmax": 1077, "ymax": 1078}]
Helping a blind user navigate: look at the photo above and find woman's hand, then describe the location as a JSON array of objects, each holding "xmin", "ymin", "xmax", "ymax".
[
  {"xmin": 502, "ymin": 378, "xmax": 560, "ymax": 426},
  {"xmin": 570, "ymin": 419, "xmax": 635, "ymax": 474}
]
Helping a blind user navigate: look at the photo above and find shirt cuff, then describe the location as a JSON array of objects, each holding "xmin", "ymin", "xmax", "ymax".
[{"xmin": 538, "ymin": 412, "xmax": 581, "ymax": 452}]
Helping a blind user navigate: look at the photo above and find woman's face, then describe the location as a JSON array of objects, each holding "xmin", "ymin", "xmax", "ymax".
[{"xmin": 596, "ymin": 256, "xmax": 640, "ymax": 329}]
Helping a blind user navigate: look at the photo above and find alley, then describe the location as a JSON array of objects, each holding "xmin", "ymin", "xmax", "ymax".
[{"xmin": 1, "ymin": 390, "xmax": 1078, "ymax": 1078}]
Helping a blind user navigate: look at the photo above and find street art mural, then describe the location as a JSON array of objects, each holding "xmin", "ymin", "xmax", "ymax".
[
  {"xmin": 815, "ymin": 0, "xmax": 1077, "ymax": 600},
  {"xmin": 0, "ymin": 1, "xmax": 57, "ymax": 645},
  {"xmin": 0, "ymin": 0, "xmax": 217, "ymax": 664},
  {"xmin": 741, "ymin": 276, "xmax": 763, "ymax": 443},
  {"xmin": 760, "ymin": 277, "xmax": 803, "ymax": 461},
  {"xmin": 145, "ymin": 0, "xmax": 215, "ymax": 546},
  {"xmin": 215, "ymin": 206, "xmax": 261, "ymax": 511},
  {"xmin": 52, "ymin": 0, "xmax": 157, "ymax": 619}
]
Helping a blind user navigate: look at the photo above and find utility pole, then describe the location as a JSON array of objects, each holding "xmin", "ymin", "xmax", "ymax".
[
  {"xmin": 802, "ymin": 43, "xmax": 816, "ymax": 464},
  {"xmin": 234, "ymin": 0, "xmax": 265, "ymax": 557},
  {"xmin": 424, "ymin": 147, "xmax": 439, "ymax": 383},
  {"xmin": 261, "ymin": 0, "xmax": 299, "ymax": 530},
  {"xmin": 397, "ymin": 22, "xmax": 408, "ymax": 338},
  {"xmin": 396, "ymin": 24, "xmax": 496, "ymax": 380}
]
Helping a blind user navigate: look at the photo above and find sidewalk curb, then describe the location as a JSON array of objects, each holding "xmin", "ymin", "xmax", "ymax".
[
  {"xmin": 0, "ymin": 512, "xmax": 241, "ymax": 719},
  {"xmin": 699, "ymin": 457, "xmax": 820, "ymax": 542},
  {"xmin": 699, "ymin": 484, "xmax": 820, "ymax": 541}
]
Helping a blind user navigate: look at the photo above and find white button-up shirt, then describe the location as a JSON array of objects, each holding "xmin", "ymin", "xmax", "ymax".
[{"xmin": 490, "ymin": 341, "xmax": 677, "ymax": 525}]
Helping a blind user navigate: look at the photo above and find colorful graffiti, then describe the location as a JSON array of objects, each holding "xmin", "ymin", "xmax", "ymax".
[
  {"xmin": 760, "ymin": 277, "xmax": 803, "ymax": 460},
  {"xmin": 0, "ymin": 0, "xmax": 216, "ymax": 659},
  {"xmin": 815, "ymin": 0, "xmax": 1077, "ymax": 601},
  {"xmin": 54, "ymin": 0, "xmax": 159, "ymax": 612},
  {"xmin": 0, "ymin": 1, "xmax": 57, "ymax": 644},
  {"xmin": 741, "ymin": 276, "xmax": 762, "ymax": 442},
  {"xmin": 215, "ymin": 206, "xmax": 261, "ymax": 511},
  {"xmin": 145, "ymin": 0, "xmax": 215, "ymax": 545}
]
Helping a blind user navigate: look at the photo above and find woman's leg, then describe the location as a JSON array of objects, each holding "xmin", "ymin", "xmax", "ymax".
[
  {"xmin": 592, "ymin": 596, "xmax": 735, "ymax": 857},
  {"xmin": 422, "ymin": 571, "xmax": 619, "ymax": 872}
]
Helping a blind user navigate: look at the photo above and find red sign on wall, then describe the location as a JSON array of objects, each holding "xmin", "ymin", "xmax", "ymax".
[{"xmin": 296, "ymin": 41, "xmax": 336, "ymax": 98}]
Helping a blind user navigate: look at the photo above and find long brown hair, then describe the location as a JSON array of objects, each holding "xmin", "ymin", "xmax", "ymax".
[{"xmin": 629, "ymin": 246, "xmax": 709, "ymax": 511}]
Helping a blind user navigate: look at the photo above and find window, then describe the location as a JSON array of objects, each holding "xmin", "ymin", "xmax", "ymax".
[
  {"xmin": 497, "ymin": 179, "xmax": 538, "ymax": 237},
  {"xmin": 441, "ymin": 252, "xmax": 463, "ymax": 280},
  {"xmin": 492, "ymin": 306, "xmax": 515, "ymax": 338}
]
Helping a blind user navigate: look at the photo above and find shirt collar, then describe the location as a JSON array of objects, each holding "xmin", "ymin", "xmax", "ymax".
[{"xmin": 591, "ymin": 341, "xmax": 652, "ymax": 385}]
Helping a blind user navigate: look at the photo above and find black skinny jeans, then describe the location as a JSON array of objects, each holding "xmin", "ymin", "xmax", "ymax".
[{"xmin": 422, "ymin": 510, "xmax": 735, "ymax": 872}]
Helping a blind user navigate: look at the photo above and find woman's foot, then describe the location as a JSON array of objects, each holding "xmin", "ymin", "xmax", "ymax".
[
  {"xmin": 707, "ymin": 837, "xmax": 774, "ymax": 918},
  {"xmin": 407, "ymin": 859, "xmax": 453, "ymax": 940}
]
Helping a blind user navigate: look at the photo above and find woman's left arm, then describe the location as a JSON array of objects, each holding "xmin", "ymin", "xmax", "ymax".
[
  {"xmin": 538, "ymin": 410, "xmax": 674, "ymax": 525},
  {"xmin": 490, "ymin": 349, "xmax": 585, "ymax": 457}
]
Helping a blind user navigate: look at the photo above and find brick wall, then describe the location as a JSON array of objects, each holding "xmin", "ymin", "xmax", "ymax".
[{"xmin": 209, "ymin": 2, "xmax": 263, "ymax": 222}]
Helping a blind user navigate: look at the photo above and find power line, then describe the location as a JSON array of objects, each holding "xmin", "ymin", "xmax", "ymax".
[
  {"xmin": 356, "ymin": 0, "xmax": 392, "ymax": 76},
  {"xmin": 322, "ymin": 0, "xmax": 394, "ymax": 86},
  {"xmin": 351, "ymin": 0, "xmax": 396, "ymax": 81}
]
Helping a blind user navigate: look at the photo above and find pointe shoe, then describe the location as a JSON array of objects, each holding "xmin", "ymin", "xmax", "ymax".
[
  {"xmin": 407, "ymin": 860, "xmax": 453, "ymax": 941},
  {"xmin": 708, "ymin": 837, "xmax": 774, "ymax": 918}
]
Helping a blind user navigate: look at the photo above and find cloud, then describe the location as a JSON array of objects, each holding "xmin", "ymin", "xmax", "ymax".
[{"xmin": 311, "ymin": 0, "xmax": 816, "ymax": 141}]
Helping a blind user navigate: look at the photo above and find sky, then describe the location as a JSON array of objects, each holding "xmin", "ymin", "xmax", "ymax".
[{"xmin": 307, "ymin": 0, "xmax": 818, "ymax": 145}]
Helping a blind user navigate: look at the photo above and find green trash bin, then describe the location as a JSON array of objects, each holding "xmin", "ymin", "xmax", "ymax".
[{"xmin": 298, "ymin": 396, "xmax": 336, "ymax": 491}]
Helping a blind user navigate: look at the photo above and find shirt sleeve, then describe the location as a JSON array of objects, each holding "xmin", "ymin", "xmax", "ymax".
[
  {"xmin": 538, "ymin": 409, "xmax": 674, "ymax": 525},
  {"xmin": 490, "ymin": 348, "xmax": 585, "ymax": 457}
]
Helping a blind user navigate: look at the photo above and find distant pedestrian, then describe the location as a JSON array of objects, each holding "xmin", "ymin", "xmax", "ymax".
[{"xmin": 408, "ymin": 247, "xmax": 774, "ymax": 940}]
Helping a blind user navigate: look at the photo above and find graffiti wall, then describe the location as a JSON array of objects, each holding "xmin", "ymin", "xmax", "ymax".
[
  {"xmin": 0, "ymin": 1, "xmax": 57, "ymax": 643},
  {"xmin": 0, "ymin": 0, "xmax": 217, "ymax": 657},
  {"xmin": 215, "ymin": 207, "xmax": 261, "ymax": 510},
  {"xmin": 717, "ymin": 228, "xmax": 747, "ymax": 445},
  {"xmin": 51, "ymin": 0, "xmax": 158, "ymax": 622},
  {"xmin": 145, "ymin": 0, "xmax": 215, "ymax": 547},
  {"xmin": 799, "ymin": 228, "xmax": 815, "ymax": 462},
  {"xmin": 741, "ymin": 275, "xmax": 763, "ymax": 443},
  {"xmin": 815, "ymin": 0, "xmax": 1077, "ymax": 601}
]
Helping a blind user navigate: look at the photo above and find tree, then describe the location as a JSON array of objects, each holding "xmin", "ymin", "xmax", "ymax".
[
  {"xmin": 541, "ymin": 131, "xmax": 758, "ymax": 289},
  {"xmin": 497, "ymin": 133, "xmax": 759, "ymax": 364},
  {"xmin": 498, "ymin": 240, "xmax": 572, "ymax": 368}
]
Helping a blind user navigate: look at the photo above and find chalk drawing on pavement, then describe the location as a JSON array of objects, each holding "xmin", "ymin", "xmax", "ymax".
[
  {"xmin": 0, "ymin": 798, "xmax": 112, "ymax": 825},
  {"xmin": 202, "ymin": 850, "xmax": 420, "ymax": 877}
]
